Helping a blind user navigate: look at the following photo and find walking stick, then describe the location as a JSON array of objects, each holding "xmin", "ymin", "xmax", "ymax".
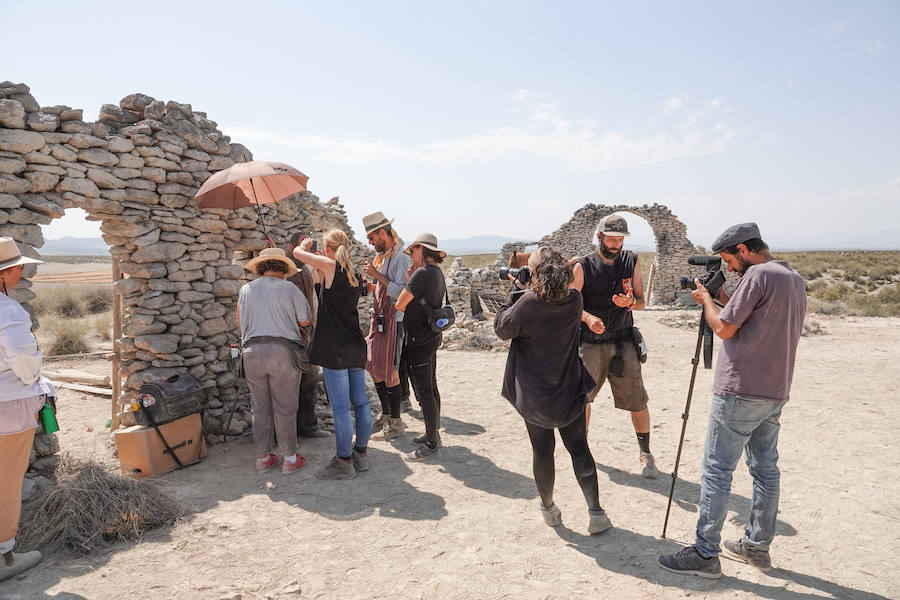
[{"xmin": 662, "ymin": 308, "xmax": 713, "ymax": 538}]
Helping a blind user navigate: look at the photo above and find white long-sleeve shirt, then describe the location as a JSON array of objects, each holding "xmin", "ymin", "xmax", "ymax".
[{"xmin": 0, "ymin": 292, "xmax": 43, "ymax": 402}]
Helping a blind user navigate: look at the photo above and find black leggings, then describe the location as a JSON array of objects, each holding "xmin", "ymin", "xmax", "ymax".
[
  {"xmin": 407, "ymin": 341, "xmax": 441, "ymax": 444},
  {"xmin": 525, "ymin": 414, "xmax": 601, "ymax": 512}
]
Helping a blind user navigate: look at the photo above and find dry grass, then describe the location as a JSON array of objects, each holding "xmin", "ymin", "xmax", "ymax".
[
  {"xmin": 17, "ymin": 455, "xmax": 182, "ymax": 555},
  {"xmin": 30, "ymin": 284, "xmax": 113, "ymax": 317},
  {"xmin": 42, "ymin": 316, "xmax": 91, "ymax": 356}
]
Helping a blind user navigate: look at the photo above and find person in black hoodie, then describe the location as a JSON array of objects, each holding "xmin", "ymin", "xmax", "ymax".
[{"xmin": 494, "ymin": 247, "xmax": 612, "ymax": 535}]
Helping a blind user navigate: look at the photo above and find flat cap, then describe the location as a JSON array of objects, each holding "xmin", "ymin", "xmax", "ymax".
[{"xmin": 711, "ymin": 222, "xmax": 761, "ymax": 253}]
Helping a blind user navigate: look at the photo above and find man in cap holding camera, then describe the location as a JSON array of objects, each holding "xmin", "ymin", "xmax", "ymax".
[
  {"xmin": 658, "ymin": 223, "xmax": 806, "ymax": 579},
  {"xmin": 362, "ymin": 211, "xmax": 412, "ymax": 440},
  {"xmin": 571, "ymin": 214, "xmax": 659, "ymax": 479}
]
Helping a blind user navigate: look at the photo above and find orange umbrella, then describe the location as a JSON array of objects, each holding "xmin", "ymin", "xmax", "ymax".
[{"xmin": 194, "ymin": 160, "xmax": 309, "ymax": 240}]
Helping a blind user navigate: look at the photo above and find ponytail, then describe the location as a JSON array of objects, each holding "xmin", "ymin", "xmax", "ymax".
[{"xmin": 323, "ymin": 229, "xmax": 358, "ymax": 287}]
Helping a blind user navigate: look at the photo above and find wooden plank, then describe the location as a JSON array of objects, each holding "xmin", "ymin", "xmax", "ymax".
[
  {"xmin": 44, "ymin": 369, "xmax": 111, "ymax": 386},
  {"xmin": 59, "ymin": 382, "xmax": 113, "ymax": 397},
  {"xmin": 111, "ymin": 257, "xmax": 122, "ymax": 431}
]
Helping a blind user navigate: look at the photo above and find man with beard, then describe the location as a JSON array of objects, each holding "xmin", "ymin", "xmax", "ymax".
[
  {"xmin": 658, "ymin": 223, "xmax": 806, "ymax": 578},
  {"xmin": 362, "ymin": 212, "xmax": 412, "ymax": 440},
  {"xmin": 571, "ymin": 214, "xmax": 660, "ymax": 479}
]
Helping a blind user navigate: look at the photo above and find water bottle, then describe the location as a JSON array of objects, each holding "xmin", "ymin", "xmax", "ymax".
[
  {"xmin": 230, "ymin": 344, "xmax": 239, "ymax": 359},
  {"xmin": 38, "ymin": 401, "xmax": 59, "ymax": 434},
  {"xmin": 435, "ymin": 317, "xmax": 450, "ymax": 329}
]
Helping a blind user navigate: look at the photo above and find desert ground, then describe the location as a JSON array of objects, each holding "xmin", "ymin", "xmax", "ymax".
[{"xmin": 2, "ymin": 306, "xmax": 898, "ymax": 600}]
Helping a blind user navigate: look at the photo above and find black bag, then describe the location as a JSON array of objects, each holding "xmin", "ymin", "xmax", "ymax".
[
  {"xmin": 632, "ymin": 327, "xmax": 648, "ymax": 363},
  {"xmin": 420, "ymin": 288, "xmax": 456, "ymax": 332},
  {"xmin": 135, "ymin": 373, "xmax": 205, "ymax": 426}
]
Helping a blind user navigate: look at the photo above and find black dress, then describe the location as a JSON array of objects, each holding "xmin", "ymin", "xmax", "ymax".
[
  {"xmin": 308, "ymin": 269, "xmax": 366, "ymax": 370},
  {"xmin": 494, "ymin": 289, "xmax": 595, "ymax": 429}
]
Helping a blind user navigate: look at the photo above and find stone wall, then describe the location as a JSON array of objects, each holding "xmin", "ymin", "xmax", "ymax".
[{"xmin": 0, "ymin": 82, "xmax": 368, "ymax": 438}]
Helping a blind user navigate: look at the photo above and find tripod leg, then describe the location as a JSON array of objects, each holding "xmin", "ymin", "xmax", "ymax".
[{"xmin": 662, "ymin": 309, "xmax": 707, "ymax": 538}]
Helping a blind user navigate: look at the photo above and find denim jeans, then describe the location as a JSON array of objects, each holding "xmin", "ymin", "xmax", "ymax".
[
  {"xmin": 695, "ymin": 393, "xmax": 784, "ymax": 557},
  {"xmin": 322, "ymin": 367, "xmax": 372, "ymax": 458}
]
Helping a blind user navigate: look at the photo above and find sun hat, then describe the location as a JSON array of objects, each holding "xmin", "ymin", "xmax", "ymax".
[
  {"xmin": 596, "ymin": 214, "xmax": 631, "ymax": 237},
  {"xmin": 403, "ymin": 232, "xmax": 446, "ymax": 258},
  {"xmin": 362, "ymin": 211, "xmax": 395, "ymax": 235},
  {"xmin": 711, "ymin": 222, "xmax": 761, "ymax": 254},
  {"xmin": 243, "ymin": 248, "xmax": 298, "ymax": 277},
  {"xmin": 0, "ymin": 237, "xmax": 43, "ymax": 271}
]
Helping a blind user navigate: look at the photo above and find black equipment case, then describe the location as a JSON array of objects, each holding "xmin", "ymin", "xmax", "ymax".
[{"xmin": 135, "ymin": 373, "xmax": 205, "ymax": 427}]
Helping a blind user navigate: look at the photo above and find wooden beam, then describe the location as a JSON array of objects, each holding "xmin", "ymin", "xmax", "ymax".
[
  {"xmin": 59, "ymin": 382, "xmax": 113, "ymax": 397},
  {"xmin": 111, "ymin": 257, "xmax": 122, "ymax": 431},
  {"xmin": 45, "ymin": 369, "xmax": 111, "ymax": 386}
]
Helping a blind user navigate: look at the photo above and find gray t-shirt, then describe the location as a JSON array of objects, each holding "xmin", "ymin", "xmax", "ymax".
[
  {"xmin": 238, "ymin": 276, "xmax": 310, "ymax": 344},
  {"xmin": 713, "ymin": 260, "xmax": 807, "ymax": 402}
]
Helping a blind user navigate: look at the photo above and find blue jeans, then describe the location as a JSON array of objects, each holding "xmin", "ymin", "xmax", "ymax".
[
  {"xmin": 696, "ymin": 394, "xmax": 784, "ymax": 557},
  {"xmin": 322, "ymin": 367, "xmax": 372, "ymax": 458}
]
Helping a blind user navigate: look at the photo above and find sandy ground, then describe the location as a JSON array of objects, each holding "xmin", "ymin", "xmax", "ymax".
[
  {"xmin": 2, "ymin": 309, "xmax": 898, "ymax": 600},
  {"xmin": 30, "ymin": 261, "xmax": 112, "ymax": 283}
]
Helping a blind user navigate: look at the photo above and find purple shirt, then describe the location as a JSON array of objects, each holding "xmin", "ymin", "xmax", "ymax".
[{"xmin": 714, "ymin": 260, "xmax": 807, "ymax": 402}]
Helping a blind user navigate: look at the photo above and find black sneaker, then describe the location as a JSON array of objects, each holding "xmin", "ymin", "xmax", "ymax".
[
  {"xmin": 723, "ymin": 539, "xmax": 772, "ymax": 572},
  {"xmin": 658, "ymin": 546, "xmax": 722, "ymax": 579}
]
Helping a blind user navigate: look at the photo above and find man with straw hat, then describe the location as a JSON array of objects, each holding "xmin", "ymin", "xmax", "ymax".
[
  {"xmin": 0, "ymin": 237, "xmax": 45, "ymax": 581},
  {"xmin": 362, "ymin": 211, "xmax": 412, "ymax": 440},
  {"xmin": 238, "ymin": 248, "xmax": 312, "ymax": 475}
]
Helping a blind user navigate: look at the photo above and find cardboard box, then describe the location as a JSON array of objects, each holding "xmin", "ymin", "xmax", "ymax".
[{"xmin": 115, "ymin": 412, "xmax": 206, "ymax": 478}]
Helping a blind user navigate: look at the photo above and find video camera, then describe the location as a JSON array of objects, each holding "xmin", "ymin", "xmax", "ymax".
[
  {"xmin": 499, "ymin": 266, "xmax": 531, "ymax": 286},
  {"xmin": 680, "ymin": 256, "xmax": 725, "ymax": 298}
]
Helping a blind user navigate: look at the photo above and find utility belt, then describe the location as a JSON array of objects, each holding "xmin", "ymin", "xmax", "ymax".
[
  {"xmin": 582, "ymin": 327, "xmax": 649, "ymax": 377},
  {"xmin": 243, "ymin": 336, "xmax": 310, "ymax": 373}
]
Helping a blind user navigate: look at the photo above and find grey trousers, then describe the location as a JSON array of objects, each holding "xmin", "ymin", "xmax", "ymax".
[{"xmin": 243, "ymin": 343, "xmax": 302, "ymax": 457}]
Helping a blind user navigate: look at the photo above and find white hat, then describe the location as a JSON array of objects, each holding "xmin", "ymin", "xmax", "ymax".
[
  {"xmin": 403, "ymin": 232, "xmax": 446, "ymax": 258},
  {"xmin": 0, "ymin": 237, "xmax": 43, "ymax": 271}
]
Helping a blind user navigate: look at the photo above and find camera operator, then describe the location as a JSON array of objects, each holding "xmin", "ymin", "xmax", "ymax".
[
  {"xmin": 571, "ymin": 214, "xmax": 659, "ymax": 479},
  {"xmin": 659, "ymin": 223, "xmax": 806, "ymax": 579}
]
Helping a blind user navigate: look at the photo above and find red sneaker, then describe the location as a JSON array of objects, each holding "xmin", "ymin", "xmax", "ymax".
[
  {"xmin": 281, "ymin": 454, "xmax": 308, "ymax": 475},
  {"xmin": 255, "ymin": 453, "xmax": 279, "ymax": 473}
]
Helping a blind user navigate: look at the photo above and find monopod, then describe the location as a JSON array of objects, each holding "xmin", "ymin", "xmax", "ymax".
[{"xmin": 661, "ymin": 308, "xmax": 714, "ymax": 538}]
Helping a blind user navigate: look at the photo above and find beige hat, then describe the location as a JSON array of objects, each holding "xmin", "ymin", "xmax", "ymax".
[
  {"xmin": 404, "ymin": 232, "xmax": 446, "ymax": 258},
  {"xmin": 362, "ymin": 211, "xmax": 394, "ymax": 235},
  {"xmin": 243, "ymin": 248, "xmax": 298, "ymax": 277},
  {"xmin": 0, "ymin": 237, "xmax": 43, "ymax": 271}
]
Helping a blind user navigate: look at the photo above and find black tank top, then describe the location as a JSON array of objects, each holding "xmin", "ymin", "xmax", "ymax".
[
  {"xmin": 578, "ymin": 249, "xmax": 636, "ymax": 343},
  {"xmin": 308, "ymin": 268, "xmax": 367, "ymax": 369}
]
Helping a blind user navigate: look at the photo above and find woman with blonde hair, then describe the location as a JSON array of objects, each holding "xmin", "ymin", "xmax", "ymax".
[{"xmin": 293, "ymin": 229, "xmax": 371, "ymax": 479}]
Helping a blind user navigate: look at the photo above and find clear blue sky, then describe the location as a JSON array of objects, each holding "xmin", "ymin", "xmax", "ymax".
[{"xmin": 4, "ymin": 1, "xmax": 898, "ymax": 249}]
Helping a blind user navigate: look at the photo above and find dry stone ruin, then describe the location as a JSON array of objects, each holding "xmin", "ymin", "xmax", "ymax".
[{"xmin": 0, "ymin": 82, "xmax": 370, "ymax": 440}]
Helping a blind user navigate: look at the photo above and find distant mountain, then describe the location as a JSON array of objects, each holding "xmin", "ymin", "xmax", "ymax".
[
  {"xmin": 41, "ymin": 236, "xmax": 109, "ymax": 255},
  {"xmin": 440, "ymin": 235, "xmax": 524, "ymax": 255}
]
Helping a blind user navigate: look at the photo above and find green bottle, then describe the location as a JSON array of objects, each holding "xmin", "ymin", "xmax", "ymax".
[{"xmin": 38, "ymin": 401, "xmax": 59, "ymax": 434}]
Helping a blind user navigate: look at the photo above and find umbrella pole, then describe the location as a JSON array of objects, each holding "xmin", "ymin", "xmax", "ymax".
[{"xmin": 249, "ymin": 178, "xmax": 274, "ymax": 247}]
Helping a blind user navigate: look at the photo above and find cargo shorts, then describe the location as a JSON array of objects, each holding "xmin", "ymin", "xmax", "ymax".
[{"xmin": 579, "ymin": 340, "xmax": 649, "ymax": 412}]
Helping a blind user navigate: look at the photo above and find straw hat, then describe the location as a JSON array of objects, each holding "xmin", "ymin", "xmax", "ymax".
[
  {"xmin": 0, "ymin": 237, "xmax": 43, "ymax": 271},
  {"xmin": 403, "ymin": 232, "xmax": 446, "ymax": 258},
  {"xmin": 362, "ymin": 211, "xmax": 394, "ymax": 235},
  {"xmin": 243, "ymin": 248, "xmax": 298, "ymax": 276}
]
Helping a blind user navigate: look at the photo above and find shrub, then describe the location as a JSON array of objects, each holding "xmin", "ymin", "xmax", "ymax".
[
  {"xmin": 82, "ymin": 287, "xmax": 113, "ymax": 314},
  {"xmin": 43, "ymin": 317, "xmax": 91, "ymax": 356},
  {"xmin": 93, "ymin": 312, "xmax": 113, "ymax": 341}
]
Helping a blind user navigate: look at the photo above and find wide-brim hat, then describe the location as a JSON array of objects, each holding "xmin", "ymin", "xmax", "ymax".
[
  {"xmin": 363, "ymin": 211, "xmax": 395, "ymax": 235},
  {"xmin": 596, "ymin": 214, "xmax": 631, "ymax": 237},
  {"xmin": 243, "ymin": 248, "xmax": 298, "ymax": 277},
  {"xmin": 0, "ymin": 237, "xmax": 43, "ymax": 271},
  {"xmin": 404, "ymin": 232, "xmax": 446, "ymax": 258}
]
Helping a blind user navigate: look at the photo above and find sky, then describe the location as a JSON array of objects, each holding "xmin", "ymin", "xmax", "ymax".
[{"xmin": 4, "ymin": 1, "xmax": 898, "ymax": 250}]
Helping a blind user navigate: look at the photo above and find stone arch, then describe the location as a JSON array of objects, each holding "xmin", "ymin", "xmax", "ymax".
[
  {"xmin": 0, "ymin": 82, "xmax": 364, "ymax": 438},
  {"xmin": 516, "ymin": 204, "xmax": 699, "ymax": 304}
]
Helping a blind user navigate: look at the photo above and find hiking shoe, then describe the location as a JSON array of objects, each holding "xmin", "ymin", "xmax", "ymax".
[
  {"xmin": 400, "ymin": 398, "xmax": 412, "ymax": 413},
  {"xmin": 371, "ymin": 414, "xmax": 389, "ymax": 434},
  {"xmin": 281, "ymin": 454, "xmax": 308, "ymax": 475},
  {"xmin": 588, "ymin": 509, "xmax": 612, "ymax": 534},
  {"xmin": 255, "ymin": 453, "xmax": 280, "ymax": 473},
  {"xmin": 379, "ymin": 417, "xmax": 406, "ymax": 440},
  {"xmin": 413, "ymin": 433, "xmax": 441, "ymax": 447},
  {"xmin": 640, "ymin": 452, "xmax": 660, "ymax": 479},
  {"xmin": 0, "ymin": 551, "xmax": 42, "ymax": 583},
  {"xmin": 540, "ymin": 502, "xmax": 562, "ymax": 527},
  {"xmin": 316, "ymin": 456, "xmax": 357, "ymax": 480},
  {"xmin": 352, "ymin": 448, "xmax": 370, "ymax": 472},
  {"xmin": 403, "ymin": 443, "xmax": 441, "ymax": 462},
  {"xmin": 658, "ymin": 546, "xmax": 722, "ymax": 579},
  {"xmin": 724, "ymin": 539, "xmax": 772, "ymax": 572}
]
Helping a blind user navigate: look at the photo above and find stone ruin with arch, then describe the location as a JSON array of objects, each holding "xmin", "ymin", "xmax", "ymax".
[{"xmin": 0, "ymin": 81, "xmax": 371, "ymax": 440}]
